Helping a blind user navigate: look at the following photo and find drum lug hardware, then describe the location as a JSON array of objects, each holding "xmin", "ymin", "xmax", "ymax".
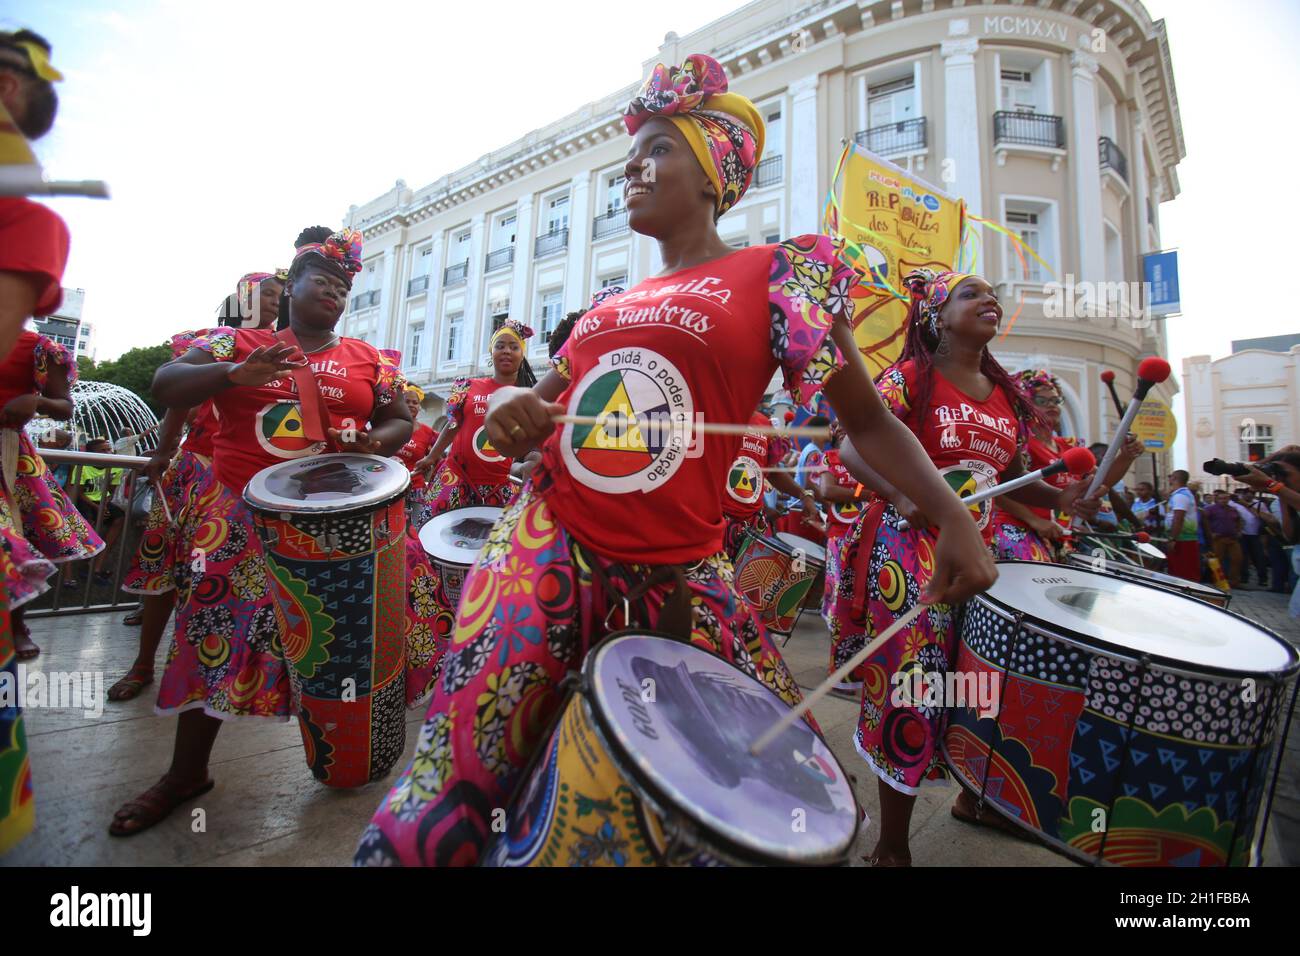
[{"xmin": 603, "ymin": 595, "xmax": 633, "ymax": 633}]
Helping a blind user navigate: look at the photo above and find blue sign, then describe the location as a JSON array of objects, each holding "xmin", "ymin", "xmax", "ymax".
[{"xmin": 1143, "ymin": 250, "xmax": 1180, "ymax": 316}]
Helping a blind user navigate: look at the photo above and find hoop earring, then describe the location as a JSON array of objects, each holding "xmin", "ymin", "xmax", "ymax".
[{"xmin": 934, "ymin": 326, "xmax": 951, "ymax": 357}]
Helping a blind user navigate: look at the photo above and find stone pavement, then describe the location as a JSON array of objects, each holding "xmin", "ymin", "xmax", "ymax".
[{"xmin": 4, "ymin": 582, "xmax": 1296, "ymax": 867}]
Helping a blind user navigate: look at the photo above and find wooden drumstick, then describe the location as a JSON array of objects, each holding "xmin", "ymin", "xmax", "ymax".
[
  {"xmin": 749, "ymin": 603, "xmax": 927, "ymax": 755},
  {"xmin": 552, "ymin": 413, "xmax": 831, "ymax": 442}
]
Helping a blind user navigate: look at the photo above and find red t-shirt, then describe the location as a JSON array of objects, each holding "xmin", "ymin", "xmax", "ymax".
[
  {"xmin": 721, "ymin": 412, "xmax": 787, "ymax": 520},
  {"xmin": 538, "ymin": 237, "xmax": 852, "ymax": 564},
  {"xmin": 822, "ymin": 448, "xmax": 863, "ymax": 538},
  {"xmin": 170, "ymin": 329, "xmax": 218, "ymax": 459},
  {"xmin": 0, "ymin": 198, "xmax": 70, "ymax": 317},
  {"xmin": 876, "ymin": 360, "xmax": 1025, "ymax": 540},
  {"xmin": 994, "ymin": 433, "xmax": 1077, "ymax": 524},
  {"xmin": 192, "ymin": 327, "xmax": 402, "ymax": 494},
  {"xmin": 0, "ymin": 330, "xmax": 74, "ymax": 413},
  {"xmin": 445, "ymin": 377, "xmax": 512, "ymax": 484},
  {"xmin": 395, "ymin": 422, "xmax": 436, "ymax": 489}
]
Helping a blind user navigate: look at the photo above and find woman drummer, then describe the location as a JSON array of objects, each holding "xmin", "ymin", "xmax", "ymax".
[
  {"xmin": 830, "ymin": 268, "xmax": 1104, "ymax": 866},
  {"xmin": 355, "ymin": 54, "xmax": 994, "ymax": 866},
  {"xmin": 0, "ymin": 323, "xmax": 104, "ymax": 661},
  {"xmin": 720, "ymin": 407, "xmax": 816, "ymax": 563},
  {"xmin": 394, "ymin": 384, "xmax": 437, "ymax": 530},
  {"xmin": 415, "ymin": 318, "xmax": 536, "ymax": 513},
  {"xmin": 107, "ymin": 229, "xmax": 437, "ymax": 836}
]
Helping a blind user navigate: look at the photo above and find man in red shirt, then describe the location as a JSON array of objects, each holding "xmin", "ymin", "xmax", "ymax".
[{"xmin": 0, "ymin": 29, "xmax": 69, "ymax": 354}]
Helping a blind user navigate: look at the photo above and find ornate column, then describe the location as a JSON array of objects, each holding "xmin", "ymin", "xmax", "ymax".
[{"xmin": 941, "ymin": 37, "xmax": 983, "ymax": 217}]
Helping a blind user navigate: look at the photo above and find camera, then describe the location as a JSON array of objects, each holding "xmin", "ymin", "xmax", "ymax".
[{"xmin": 1203, "ymin": 458, "xmax": 1285, "ymax": 480}]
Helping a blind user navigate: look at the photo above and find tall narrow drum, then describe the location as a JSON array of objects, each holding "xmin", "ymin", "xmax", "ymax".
[{"xmin": 244, "ymin": 454, "xmax": 410, "ymax": 788}]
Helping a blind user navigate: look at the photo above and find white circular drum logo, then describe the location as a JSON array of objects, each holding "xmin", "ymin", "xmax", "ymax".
[
  {"xmin": 254, "ymin": 401, "xmax": 326, "ymax": 459},
  {"xmin": 471, "ymin": 425, "xmax": 506, "ymax": 463},
  {"xmin": 560, "ymin": 348, "xmax": 695, "ymax": 494}
]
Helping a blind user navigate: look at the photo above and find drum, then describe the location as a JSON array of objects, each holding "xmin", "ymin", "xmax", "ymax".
[
  {"xmin": 483, "ymin": 633, "xmax": 859, "ymax": 866},
  {"xmin": 417, "ymin": 506, "xmax": 502, "ymax": 608},
  {"xmin": 1065, "ymin": 550, "xmax": 1230, "ymax": 609},
  {"xmin": 244, "ymin": 453, "xmax": 410, "ymax": 788},
  {"xmin": 733, "ymin": 532, "xmax": 826, "ymax": 637},
  {"xmin": 943, "ymin": 560, "xmax": 1298, "ymax": 866}
]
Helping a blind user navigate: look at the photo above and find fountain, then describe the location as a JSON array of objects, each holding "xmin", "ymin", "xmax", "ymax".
[{"xmin": 25, "ymin": 380, "xmax": 160, "ymax": 454}]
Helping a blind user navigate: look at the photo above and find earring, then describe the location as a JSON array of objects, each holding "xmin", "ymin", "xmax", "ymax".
[{"xmin": 935, "ymin": 325, "xmax": 951, "ymax": 357}]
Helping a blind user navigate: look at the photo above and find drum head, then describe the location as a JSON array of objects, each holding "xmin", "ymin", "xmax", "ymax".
[
  {"xmin": 418, "ymin": 507, "xmax": 503, "ymax": 565},
  {"xmin": 589, "ymin": 634, "xmax": 858, "ymax": 863},
  {"xmin": 1064, "ymin": 552, "xmax": 1223, "ymax": 600},
  {"xmin": 775, "ymin": 532, "xmax": 826, "ymax": 565},
  {"xmin": 986, "ymin": 561, "xmax": 1298, "ymax": 675},
  {"xmin": 244, "ymin": 453, "xmax": 408, "ymax": 513}
]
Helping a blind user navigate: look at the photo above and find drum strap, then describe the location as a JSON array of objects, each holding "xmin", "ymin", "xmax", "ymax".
[
  {"xmin": 581, "ymin": 544, "xmax": 694, "ymax": 640},
  {"xmin": 274, "ymin": 328, "xmax": 334, "ymax": 448}
]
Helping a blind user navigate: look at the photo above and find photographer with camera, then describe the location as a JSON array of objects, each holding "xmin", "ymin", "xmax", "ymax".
[{"xmin": 1223, "ymin": 447, "xmax": 1300, "ymax": 611}]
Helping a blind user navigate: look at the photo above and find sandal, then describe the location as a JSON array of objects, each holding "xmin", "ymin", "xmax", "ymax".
[
  {"xmin": 107, "ymin": 665, "xmax": 154, "ymax": 702},
  {"xmin": 863, "ymin": 851, "xmax": 912, "ymax": 867},
  {"xmin": 122, "ymin": 609, "xmax": 144, "ymax": 626},
  {"xmin": 13, "ymin": 626, "xmax": 39, "ymax": 662},
  {"xmin": 109, "ymin": 774, "xmax": 214, "ymax": 837}
]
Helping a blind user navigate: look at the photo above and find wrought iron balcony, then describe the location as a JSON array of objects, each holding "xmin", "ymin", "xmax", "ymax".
[
  {"xmin": 592, "ymin": 208, "xmax": 629, "ymax": 240},
  {"xmin": 349, "ymin": 289, "xmax": 380, "ymax": 312},
  {"xmin": 1098, "ymin": 136, "xmax": 1128, "ymax": 182},
  {"xmin": 754, "ymin": 154, "xmax": 783, "ymax": 188},
  {"xmin": 534, "ymin": 228, "xmax": 569, "ymax": 258},
  {"xmin": 443, "ymin": 261, "xmax": 468, "ymax": 286},
  {"xmin": 854, "ymin": 117, "xmax": 928, "ymax": 155},
  {"xmin": 993, "ymin": 111, "xmax": 1066, "ymax": 149},
  {"xmin": 485, "ymin": 246, "xmax": 515, "ymax": 272},
  {"xmin": 407, "ymin": 275, "xmax": 429, "ymax": 297}
]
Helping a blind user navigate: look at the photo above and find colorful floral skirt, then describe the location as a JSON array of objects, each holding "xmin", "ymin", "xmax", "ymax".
[
  {"xmin": 821, "ymin": 527, "xmax": 857, "ymax": 680},
  {"xmin": 156, "ymin": 470, "xmax": 443, "ymax": 721},
  {"xmin": 5, "ymin": 429, "xmax": 103, "ymax": 569},
  {"xmin": 427, "ymin": 457, "xmax": 517, "ymax": 515},
  {"xmin": 355, "ymin": 484, "xmax": 810, "ymax": 867},
  {"xmin": 0, "ymin": 489, "xmax": 56, "ymax": 609},
  {"xmin": 406, "ymin": 485, "xmax": 435, "ymax": 534},
  {"xmin": 831, "ymin": 499, "xmax": 958, "ymax": 794},
  {"xmin": 0, "ymin": 556, "xmax": 34, "ymax": 854},
  {"xmin": 722, "ymin": 510, "xmax": 769, "ymax": 564},
  {"xmin": 990, "ymin": 514, "xmax": 1054, "ymax": 563},
  {"xmin": 122, "ymin": 449, "xmax": 209, "ymax": 595}
]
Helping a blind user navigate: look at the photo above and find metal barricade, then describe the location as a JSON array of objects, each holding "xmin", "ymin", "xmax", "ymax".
[{"xmin": 21, "ymin": 448, "xmax": 152, "ymax": 619}]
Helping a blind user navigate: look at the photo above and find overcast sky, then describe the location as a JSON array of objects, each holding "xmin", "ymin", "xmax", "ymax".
[{"xmin": 11, "ymin": 0, "xmax": 1300, "ymax": 466}]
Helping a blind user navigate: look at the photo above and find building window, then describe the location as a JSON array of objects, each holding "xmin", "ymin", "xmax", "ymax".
[
  {"xmin": 764, "ymin": 233, "xmax": 781, "ymax": 244},
  {"xmin": 998, "ymin": 55, "xmax": 1052, "ymax": 115},
  {"xmin": 538, "ymin": 289, "xmax": 564, "ymax": 337},
  {"xmin": 545, "ymin": 194, "xmax": 569, "ymax": 234},
  {"xmin": 1003, "ymin": 201, "xmax": 1057, "ymax": 284},
  {"xmin": 1242, "ymin": 424, "xmax": 1274, "ymax": 462},
  {"xmin": 605, "ymin": 175, "xmax": 625, "ymax": 215},
  {"xmin": 763, "ymin": 104, "xmax": 783, "ymax": 157},
  {"xmin": 444, "ymin": 312, "xmax": 464, "ymax": 363},
  {"xmin": 868, "ymin": 76, "xmax": 916, "ymax": 126},
  {"xmin": 408, "ymin": 325, "xmax": 424, "ymax": 365},
  {"xmin": 601, "ymin": 274, "xmax": 627, "ymax": 290}
]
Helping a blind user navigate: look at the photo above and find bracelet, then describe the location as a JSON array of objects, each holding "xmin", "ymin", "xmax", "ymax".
[
  {"xmin": 1266, "ymin": 479, "xmax": 1284, "ymax": 494},
  {"xmin": 853, "ymin": 483, "xmax": 864, "ymax": 500},
  {"xmin": 802, "ymin": 489, "xmax": 815, "ymax": 499}
]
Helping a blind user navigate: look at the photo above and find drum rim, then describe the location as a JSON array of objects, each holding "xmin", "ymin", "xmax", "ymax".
[
  {"xmin": 418, "ymin": 506, "xmax": 504, "ymax": 565},
  {"xmin": 584, "ymin": 631, "xmax": 860, "ymax": 865},
  {"xmin": 774, "ymin": 530, "xmax": 827, "ymax": 562},
  {"xmin": 979, "ymin": 560, "xmax": 1300, "ymax": 680},
  {"xmin": 737, "ymin": 530, "xmax": 827, "ymax": 571},
  {"xmin": 1062, "ymin": 551, "xmax": 1226, "ymax": 599},
  {"xmin": 243, "ymin": 453, "xmax": 410, "ymax": 515}
]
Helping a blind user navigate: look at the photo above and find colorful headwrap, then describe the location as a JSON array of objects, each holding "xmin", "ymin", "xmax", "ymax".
[
  {"xmin": 623, "ymin": 54, "xmax": 764, "ymax": 219},
  {"xmin": 236, "ymin": 271, "xmax": 285, "ymax": 315},
  {"xmin": 404, "ymin": 384, "xmax": 425, "ymax": 402},
  {"xmin": 491, "ymin": 319, "xmax": 534, "ymax": 348},
  {"xmin": 0, "ymin": 36, "xmax": 63, "ymax": 82},
  {"xmin": 294, "ymin": 228, "xmax": 364, "ymax": 278},
  {"xmin": 903, "ymin": 268, "xmax": 978, "ymax": 336},
  {"xmin": 590, "ymin": 286, "xmax": 624, "ymax": 307},
  {"xmin": 1015, "ymin": 368, "xmax": 1060, "ymax": 396}
]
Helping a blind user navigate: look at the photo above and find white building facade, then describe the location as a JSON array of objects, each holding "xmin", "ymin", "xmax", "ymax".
[
  {"xmin": 34, "ymin": 287, "xmax": 95, "ymax": 363},
  {"xmin": 341, "ymin": 0, "xmax": 1184, "ymax": 466}
]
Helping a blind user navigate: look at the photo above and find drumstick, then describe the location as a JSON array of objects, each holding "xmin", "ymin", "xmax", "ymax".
[
  {"xmin": 1099, "ymin": 370, "xmax": 1125, "ymax": 417},
  {"xmin": 1081, "ymin": 357, "xmax": 1170, "ymax": 503},
  {"xmin": 897, "ymin": 447, "xmax": 1095, "ymax": 531},
  {"xmin": 750, "ymin": 603, "xmax": 927, "ymax": 756},
  {"xmin": 0, "ymin": 167, "xmax": 110, "ymax": 198},
  {"xmin": 553, "ymin": 414, "xmax": 831, "ymax": 442}
]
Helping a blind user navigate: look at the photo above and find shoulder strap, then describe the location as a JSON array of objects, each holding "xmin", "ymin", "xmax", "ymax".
[{"xmin": 274, "ymin": 328, "xmax": 333, "ymax": 447}]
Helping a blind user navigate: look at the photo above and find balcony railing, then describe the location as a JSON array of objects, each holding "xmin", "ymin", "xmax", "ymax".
[
  {"xmin": 754, "ymin": 154, "xmax": 783, "ymax": 188},
  {"xmin": 534, "ymin": 228, "xmax": 569, "ymax": 258},
  {"xmin": 485, "ymin": 246, "xmax": 515, "ymax": 272},
  {"xmin": 443, "ymin": 261, "xmax": 468, "ymax": 286},
  {"xmin": 407, "ymin": 275, "xmax": 430, "ymax": 297},
  {"xmin": 1098, "ymin": 136, "xmax": 1128, "ymax": 182},
  {"xmin": 350, "ymin": 289, "xmax": 380, "ymax": 312},
  {"xmin": 993, "ymin": 111, "xmax": 1066, "ymax": 149},
  {"xmin": 854, "ymin": 117, "xmax": 928, "ymax": 155},
  {"xmin": 592, "ymin": 208, "xmax": 629, "ymax": 240}
]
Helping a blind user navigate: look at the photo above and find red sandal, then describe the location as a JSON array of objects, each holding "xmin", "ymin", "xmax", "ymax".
[{"xmin": 109, "ymin": 774, "xmax": 214, "ymax": 837}]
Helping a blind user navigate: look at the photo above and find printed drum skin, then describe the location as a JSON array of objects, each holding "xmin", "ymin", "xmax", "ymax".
[
  {"xmin": 942, "ymin": 598, "xmax": 1291, "ymax": 867},
  {"xmin": 482, "ymin": 692, "xmax": 725, "ymax": 867},
  {"xmin": 732, "ymin": 534, "xmax": 824, "ymax": 637},
  {"xmin": 254, "ymin": 497, "xmax": 408, "ymax": 788}
]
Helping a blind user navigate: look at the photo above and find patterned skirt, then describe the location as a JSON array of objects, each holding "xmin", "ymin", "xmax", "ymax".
[
  {"xmin": 990, "ymin": 514, "xmax": 1054, "ymax": 563},
  {"xmin": 155, "ymin": 470, "xmax": 443, "ymax": 721},
  {"xmin": 821, "ymin": 527, "xmax": 855, "ymax": 678},
  {"xmin": 405, "ymin": 485, "xmax": 435, "ymax": 534},
  {"xmin": 427, "ymin": 457, "xmax": 518, "ymax": 515},
  {"xmin": 122, "ymin": 449, "xmax": 209, "ymax": 595},
  {"xmin": 0, "ymin": 552, "xmax": 34, "ymax": 854},
  {"xmin": 830, "ymin": 499, "xmax": 959, "ymax": 794},
  {"xmin": 0, "ymin": 490, "xmax": 56, "ymax": 609},
  {"xmin": 2, "ymin": 430, "xmax": 103, "ymax": 595},
  {"xmin": 355, "ymin": 484, "xmax": 811, "ymax": 867},
  {"xmin": 722, "ymin": 510, "xmax": 769, "ymax": 564}
]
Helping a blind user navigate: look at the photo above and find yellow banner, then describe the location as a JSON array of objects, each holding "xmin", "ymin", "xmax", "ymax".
[
  {"xmin": 824, "ymin": 144, "xmax": 965, "ymax": 375},
  {"xmin": 1132, "ymin": 398, "xmax": 1177, "ymax": 450}
]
